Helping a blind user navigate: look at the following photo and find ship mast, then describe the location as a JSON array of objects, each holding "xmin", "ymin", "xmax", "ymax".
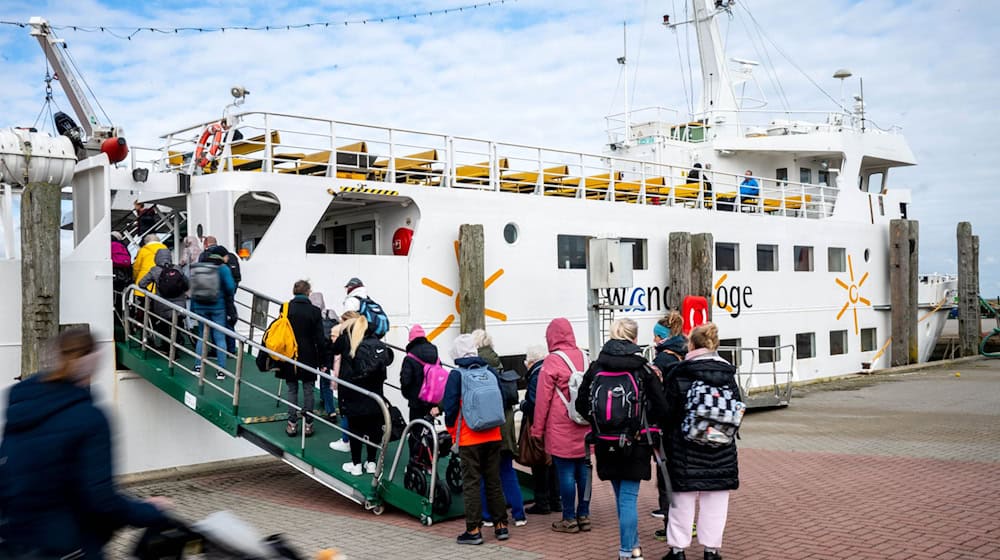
[
  {"xmin": 691, "ymin": 0, "xmax": 738, "ymax": 129},
  {"xmin": 619, "ymin": 21, "xmax": 630, "ymax": 144}
]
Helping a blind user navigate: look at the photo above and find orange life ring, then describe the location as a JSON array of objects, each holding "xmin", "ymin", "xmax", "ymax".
[{"xmin": 194, "ymin": 121, "xmax": 226, "ymax": 168}]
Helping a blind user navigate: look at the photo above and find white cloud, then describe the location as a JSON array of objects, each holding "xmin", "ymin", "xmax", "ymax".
[{"xmin": 0, "ymin": 0, "xmax": 998, "ymax": 289}]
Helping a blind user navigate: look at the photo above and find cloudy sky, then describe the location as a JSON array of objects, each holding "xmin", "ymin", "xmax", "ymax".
[{"xmin": 1, "ymin": 0, "xmax": 997, "ymax": 292}]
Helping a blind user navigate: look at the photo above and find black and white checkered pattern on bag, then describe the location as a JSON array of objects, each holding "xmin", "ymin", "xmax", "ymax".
[{"xmin": 681, "ymin": 380, "xmax": 747, "ymax": 447}]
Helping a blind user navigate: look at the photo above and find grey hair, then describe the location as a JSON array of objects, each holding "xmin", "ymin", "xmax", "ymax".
[
  {"xmin": 142, "ymin": 233, "xmax": 160, "ymax": 246},
  {"xmin": 524, "ymin": 344, "xmax": 547, "ymax": 365},
  {"xmin": 471, "ymin": 328, "xmax": 493, "ymax": 349}
]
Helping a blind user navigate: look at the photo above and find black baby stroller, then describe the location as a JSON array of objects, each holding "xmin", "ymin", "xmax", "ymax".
[
  {"xmin": 402, "ymin": 415, "xmax": 454, "ymax": 515},
  {"xmin": 132, "ymin": 511, "xmax": 306, "ymax": 560}
]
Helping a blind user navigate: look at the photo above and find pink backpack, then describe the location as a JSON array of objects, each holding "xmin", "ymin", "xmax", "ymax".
[
  {"xmin": 409, "ymin": 353, "xmax": 449, "ymax": 405},
  {"xmin": 111, "ymin": 241, "xmax": 132, "ymax": 268}
]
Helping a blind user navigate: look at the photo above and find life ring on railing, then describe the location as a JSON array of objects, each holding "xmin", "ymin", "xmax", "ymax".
[{"xmin": 194, "ymin": 121, "xmax": 227, "ymax": 169}]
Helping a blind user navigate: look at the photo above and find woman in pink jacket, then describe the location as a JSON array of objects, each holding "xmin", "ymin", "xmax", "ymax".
[{"xmin": 532, "ymin": 317, "xmax": 592, "ymax": 534}]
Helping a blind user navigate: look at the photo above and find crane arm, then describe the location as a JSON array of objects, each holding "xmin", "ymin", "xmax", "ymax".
[{"xmin": 28, "ymin": 16, "xmax": 103, "ymax": 138}]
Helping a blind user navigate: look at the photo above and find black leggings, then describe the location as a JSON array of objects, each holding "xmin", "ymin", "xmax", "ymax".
[{"xmin": 347, "ymin": 413, "xmax": 382, "ymax": 465}]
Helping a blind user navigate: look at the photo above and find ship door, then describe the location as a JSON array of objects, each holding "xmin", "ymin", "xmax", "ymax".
[{"xmin": 349, "ymin": 222, "xmax": 376, "ymax": 254}]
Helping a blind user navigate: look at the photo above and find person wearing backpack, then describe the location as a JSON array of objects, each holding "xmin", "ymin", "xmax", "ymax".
[
  {"xmin": 575, "ymin": 318, "xmax": 670, "ymax": 560},
  {"xmin": 471, "ymin": 329, "xmax": 527, "ymax": 528},
  {"xmin": 660, "ymin": 323, "xmax": 739, "ymax": 560},
  {"xmin": 275, "ymin": 281, "xmax": 331, "ymax": 438},
  {"xmin": 399, "ymin": 324, "xmax": 441, "ymax": 421},
  {"xmin": 441, "ymin": 334, "xmax": 509, "ymax": 545},
  {"xmin": 190, "ymin": 252, "xmax": 235, "ymax": 379},
  {"xmin": 330, "ymin": 315, "xmax": 393, "ymax": 476},
  {"xmin": 132, "ymin": 233, "xmax": 166, "ymax": 298},
  {"xmin": 137, "ymin": 248, "xmax": 189, "ymax": 350},
  {"xmin": 201, "ymin": 245, "xmax": 240, "ymax": 354},
  {"xmin": 342, "ymin": 277, "xmax": 390, "ymax": 339},
  {"xmin": 520, "ymin": 344, "xmax": 562, "ymax": 516},
  {"xmin": 650, "ymin": 312, "xmax": 688, "ymax": 538},
  {"xmin": 531, "ymin": 317, "xmax": 592, "ymax": 533},
  {"xmin": 110, "ymin": 232, "xmax": 132, "ymax": 303},
  {"xmin": 309, "ymin": 292, "xmax": 338, "ymax": 420}
]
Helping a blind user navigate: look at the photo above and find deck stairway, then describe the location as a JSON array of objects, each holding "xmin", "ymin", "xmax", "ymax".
[{"xmin": 115, "ymin": 285, "xmax": 532, "ymax": 525}]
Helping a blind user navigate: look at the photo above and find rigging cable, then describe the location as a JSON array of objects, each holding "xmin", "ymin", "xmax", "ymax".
[
  {"xmin": 735, "ymin": 2, "xmax": 788, "ymax": 111},
  {"xmin": 684, "ymin": 0, "xmax": 695, "ymax": 116},
  {"xmin": 670, "ymin": 0, "xmax": 692, "ymax": 119},
  {"xmin": 629, "ymin": 0, "xmax": 649, "ymax": 110},
  {"xmin": 57, "ymin": 29, "xmax": 113, "ymax": 125}
]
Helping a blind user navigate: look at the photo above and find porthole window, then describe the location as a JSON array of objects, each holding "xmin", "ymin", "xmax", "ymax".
[
  {"xmin": 864, "ymin": 248, "xmax": 871, "ymax": 262},
  {"xmin": 503, "ymin": 223, "xmax": 519, "ymax": 244}
]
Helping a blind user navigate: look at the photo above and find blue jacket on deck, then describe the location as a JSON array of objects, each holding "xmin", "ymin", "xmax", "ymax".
[{"xmin": 0, "ymin": 374, "xmax": 166, "ymax": 558}]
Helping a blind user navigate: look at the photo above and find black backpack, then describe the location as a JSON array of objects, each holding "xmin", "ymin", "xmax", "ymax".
[
  {"xmin": 352, "ymin": 337, "xmax": 393, "ymax": 380},
  {"xmin": 157, "ymin": 264, "xmax": 189, "ymax": 299},
  {"xmin": 588, "ymin": 367, "xmax": 646, "ymax": 446},
  {"xmin": 494, "ymin": 368, "xmax": 520, "ymax": 409}
]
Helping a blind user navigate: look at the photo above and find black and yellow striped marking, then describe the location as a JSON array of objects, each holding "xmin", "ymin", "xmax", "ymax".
[{"xmin": 329, "ymin": 185, "xmax": 400, "ymax": 197}]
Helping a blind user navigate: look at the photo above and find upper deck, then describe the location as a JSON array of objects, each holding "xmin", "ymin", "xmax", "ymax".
[{"xmin": 135, "ymin": 111, "xmax": 841, "ymax": 219}]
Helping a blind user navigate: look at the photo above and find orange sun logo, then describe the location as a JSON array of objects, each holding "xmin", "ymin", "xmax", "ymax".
[
  {"xmin": 420, "ymin": 241, "xmax": 507, "ymax": 341},
  {"xmin": 835, "ymin": 254, "xmax": 871, "ymax": 335}
]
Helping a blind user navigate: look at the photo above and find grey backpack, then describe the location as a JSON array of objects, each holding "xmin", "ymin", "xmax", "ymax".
[
  {"xmin": 189, "ymin": 262, "xmax": 221, "ymax": 304},
  {"xmin": 459, "ymin": 365, "xmax": 506, "ymax": 432}
]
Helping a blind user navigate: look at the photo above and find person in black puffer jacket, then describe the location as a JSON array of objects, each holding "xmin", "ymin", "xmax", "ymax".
[
  {"xmin": 576, "ymin": 318, "xmax": 669, "ymax": 560},
  {"xmin": 650, "ymin": 311, "xmax": 688, "ymax": 537},
  {"xmin": 661, "ymin": 323, "xmax": 738, "ymax": 560},
  {"xmin": 400, "ymin": 324, "xmax": 440, "ymax": 421},
  {"xmin": 277, "ymin": 280, "xmax": 331, "ymax": 438}
]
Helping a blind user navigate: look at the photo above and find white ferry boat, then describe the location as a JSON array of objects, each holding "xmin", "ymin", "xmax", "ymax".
[{"xmin": 1, "ymin": 1, "xmax": 955, "ymax": 475}]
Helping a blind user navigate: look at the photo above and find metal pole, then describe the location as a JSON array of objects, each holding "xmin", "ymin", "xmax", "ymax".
[
  {"xmin": 198, "ymin": 321, "xmax": 209, "ymax": 391},
  {"xmin": 168, "ymin": 309, "xmax": 178, "ymax": 374},
  {"xmin": 232, "ymin": 344, "xmax": 245, "ymax": 411}
]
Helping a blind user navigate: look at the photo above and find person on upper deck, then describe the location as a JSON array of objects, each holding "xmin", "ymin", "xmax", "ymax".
[{"xmin": 739, "ymin": 169, "xmax": 760, "ymax": 206}]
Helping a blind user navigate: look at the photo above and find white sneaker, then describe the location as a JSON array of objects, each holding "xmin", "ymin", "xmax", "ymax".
[
  {"xmin": 341, "ymin": 462, "xmax": 362, "ymax": 476},
  {"xmin": 364, "ymin": 461, "xmax": 377, "ymax": 474},
  {"xmin": 514, "ymin": 518, "xmax": 527, "ymax": 527},
  {"xmin": 329, "ymin": 440, "xmax": 351, "ymax": 452},
  {"xmin": 482, "ymin": 520, "xmax": 494, "ymax": 527}
]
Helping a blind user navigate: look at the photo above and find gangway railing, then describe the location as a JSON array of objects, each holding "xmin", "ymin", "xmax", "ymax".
[
  {"xmin": 721, "ymin": 344, "xmax": 795, "ymax": 408},
  {"xmin": 119, "ymin": 285, "xmax": 394, "ymax": 513}
]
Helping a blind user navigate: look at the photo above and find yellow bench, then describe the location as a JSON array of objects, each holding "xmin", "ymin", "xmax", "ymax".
[
  {"xmin": 454, "ymin": 158, "xmax": 510, "ymax": 184},
  {"xmin": 372, "ymin": 149, "xmax": 441, "ymax": 184},
  {"xmin": 544, "ymin": 172, "xmax": 623, "ymax": 199},
  {"xmin": 501, "ymin": 165, "xmax": 571, "ymax": 193},
  {"xmin": 761, "ymin": 194, "xmax": 812, "ymax": 212},
  {"xmin": 277, "ymin": 141, "xmax": 372, "ymax": 177}
]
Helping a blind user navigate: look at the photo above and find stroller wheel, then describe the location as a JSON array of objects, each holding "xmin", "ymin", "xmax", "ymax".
[
  {"xmin": 403, "ymin": 463, "xmax": 428, "ymax": 496},
  {"xmin": 446, "ymin": 456, "xmax": 463, "ymax": 494},
  {"xmin": 432, "ymin": 478, "xmax": 451, "ymax": 515}
]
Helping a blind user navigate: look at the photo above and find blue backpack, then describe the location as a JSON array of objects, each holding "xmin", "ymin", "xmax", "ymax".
[
  {"xmin": 458, "ymin": 365, "xmax": 506, "ymax": 432},
  {"xmin": 357, "ymin": 296, "xmax": 390, "ymax": 339}
]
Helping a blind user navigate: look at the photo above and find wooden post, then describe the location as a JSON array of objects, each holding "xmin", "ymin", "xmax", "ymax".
[
  {"xmin": 668, "ymin": 232, "xmax": 691, "ymax": 312},
  {"xmin": 907, "ymin": 220, "xmax": 919, "ymax": 364},
  {"xmin": 889, "ymin": 219, "xmax": 910, "ymax": 366},
  {"xmin": 690, "ymin": 232, "xmax": 714, "ymax": 321},
  {"xmin": 458, "ymin": 224, "xmax": 485, "ymax": 334},
  {"xmin": 20, "ymin": 181, "xmax": 62, "ymax": 378},
  {"xmin": 956, "ymin": 222, "xmax": 980, "ymax": 357}
]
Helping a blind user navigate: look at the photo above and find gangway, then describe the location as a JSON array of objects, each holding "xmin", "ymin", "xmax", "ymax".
[
  {"xmin": 116, "ymin": 285, "xmax": 533, "ymax": 525},
  {"xmin": 723, "ymin": 344, "xmax": 795, "ymax": 408}
]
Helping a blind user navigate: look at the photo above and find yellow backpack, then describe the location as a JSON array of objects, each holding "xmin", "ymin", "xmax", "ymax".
[{"xmin": 263, "ymin": 302, "xmax": 298, "ymax": 361}]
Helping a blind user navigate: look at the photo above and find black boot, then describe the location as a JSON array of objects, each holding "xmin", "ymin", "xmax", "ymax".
[
  {"xmin": 703, "ymin": 550, "xmax": 722, "ymax": 560},
  {"xmin": 662, "ymin": 549, "xmax": 685, "ymax": 560}
]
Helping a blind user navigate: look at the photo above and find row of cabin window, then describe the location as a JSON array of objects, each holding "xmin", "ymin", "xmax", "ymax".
[
  {"xmin": 716, "ymin": 243, "xmax": 850, "ymax": 273},
  {"xmin": 776, "ymin": 167, "xmax": 830, "ymax": 186},
  {"xmin": 718, "ymin": 328, "xmax": 877, "ymax": 365}
]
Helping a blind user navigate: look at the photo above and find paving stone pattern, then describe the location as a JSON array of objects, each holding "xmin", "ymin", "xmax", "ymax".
[{"xmin": 111, "ymin": 362, "xmax": 1000, "ymax": 559}]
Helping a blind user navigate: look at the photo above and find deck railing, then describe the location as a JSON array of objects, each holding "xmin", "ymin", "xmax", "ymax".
[{"xmin": 134, "ymin": 111, "xmax": 839, "ymax": 219}]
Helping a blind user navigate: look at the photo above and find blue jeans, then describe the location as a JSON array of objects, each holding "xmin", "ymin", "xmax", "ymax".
[
  {"xmin": 481, "ymin": 451, "xmax": 526, "ymax": 521},
  {"xmin": 552, "ymin": 456, "xmax": 591, "ymax": 520},
  {"xmin": 339, "ymin": 415, "xmax": 349, "ymax": 443},
  {"xmin": 193, "ymin": 308, "xmax": 228, "ymax": 372},
  {"xmin": 320, "ymin": 377, "xmax": 336, "ymax": 416},
  {"xmin": 612, "ymin": 479, "xmax": 641, "ymax": 557}
]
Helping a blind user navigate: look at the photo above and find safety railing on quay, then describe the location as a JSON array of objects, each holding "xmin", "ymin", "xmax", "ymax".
[
  {"xmin": 720, "ymin": 343, "xmax": 796, "ymax": 408},
  {"xmin": 130, "ymin": 111, "xmax": 838, "ymax": 219},
  {"xmin": 119, "ymin": 285, "xmax": 394, "ymax": 499}
]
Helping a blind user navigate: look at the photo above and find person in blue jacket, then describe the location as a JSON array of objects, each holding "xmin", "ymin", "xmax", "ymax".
[
  {"xmin": 190, "ymin": 251, "xmax": 235, "ymax": 379},
  {"xmin": 0, "ymin": 329, "xmax": 170, "ymax": 559},
  {"xmin": 739, "ymin": 169, "xmax": 760, "ymax": 206}
]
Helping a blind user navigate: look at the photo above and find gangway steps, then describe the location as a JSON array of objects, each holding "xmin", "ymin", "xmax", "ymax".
[{"xmin": 115, "ymin": 338, "xmax": 532, "ymax": 524}]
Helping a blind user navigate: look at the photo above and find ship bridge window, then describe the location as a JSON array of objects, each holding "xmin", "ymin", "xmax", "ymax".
[
  {"xmin": 799, "ymin": 168, "xmax": 812, "ymax": 184},
  {"xmin": 715, "ymin": 242, "xmax": 740, "ymax": 271},
  {"xmin": 233, "ymin": 192, "xmax": 281, "ymax": 259},
  {"xmin": 557, "ymin": 235, "xmax": 587, "ymax": 269},
  {"xmin": 756, "ymin": 244, "xmax": 778, "ymax": 272},
  {"xmin": 861, "ymin": 170, "xmax": 885, "ymax": 193},
  {"xmin": 818, "ymin": 169, "xmax": 830, "ymax": 185},
  {"xmin": 828, "ymin": 247, "xmax": 846, "ymax": 272},
  {"xmin": 775, "ymin": 168, "xmax": 788, "ymax": 187}
]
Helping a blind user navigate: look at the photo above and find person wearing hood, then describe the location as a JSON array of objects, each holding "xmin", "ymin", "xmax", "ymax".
[
  {"xmin": 400, "ymin": 324, "xmax": 440, "ymax": 422},
  {"xmin": 341, "ymin": 277, "xmax": 368, "ymax": 314},
  {"xmin": 531, "ymin": 318, "xmax": 592, "ymax": 533},
  {"xmin": 178, "ymin": 235, "xmax": 203, "ymax": 275},
  {"xmin": 277, "ymin": 280, "xmax": 331, "ymax": 438},
  {"xmin": 650, "ymin": 311, "xmax": 688, "ymax": 534},
  {"xmin": 137, "ymin": 248, "xmax": 189, "ymax": 350},
  {"xmin": 661, "ymin": 323, "xmax": 739, "ymax": 560},
  {"xmin": 520, "ymin": 344, "xmax": 561, "ymax": 516},
  {"xmin": 441, "ymin": 334, "xmax": 509, "ymax": 545},
  {"xmin": 0, "ymin": 329, "xmax": 170, "ymax": 558},
  {"xmin": 575, "ymin": 318, "xmax": 669, "ymax": 560},
  {"xmin": 132, "ymin": 233, "xmax": 167, "ymax": 298}
]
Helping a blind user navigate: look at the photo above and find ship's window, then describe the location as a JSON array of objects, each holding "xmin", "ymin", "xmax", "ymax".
[
  {"xmin": 715, "ymin": 242, "xmax": 740, "ymax": 271},
  {"xmin": 799, "ymin": 168, "xmax": 812, "ymax": 184},
  {"xmin": 718, "ymin": 338, "xmax": 742, "ymax": 367},
  {"xmin": 863, "ymin": 171, "xmax": 885, "ymax": 193},
  {"xmin": 759, "ymin": 335, "xmax": 780, "ymax": 363},
  {"xmin": 830, "ymin": 330, "xmax": 848, "ymax": 355},
  {"xmin": 794, "ymin": 245, "xmax": 814, "ymax": 271},
  {"xmin": 796, "ymin": 332, "xmax": 815, "ymax": 359},
  {"xmin": 756, "ymin": 244, "xmax": 778, "ymax": 272},
  {"xmin": 621, "ymin": 237, "xmax": 648, "ymax": 270},
  {"xmin": 864, "ymin": 248, "xmax": 871, "ymax": 262},
  {"xmin": 775, "ymin": 168, "xmax": 788, "ymax": 187},
  {"xmin": 233, "ymin": 192, "xmax": 281, "ymax": 259},
  {"xmin": 557, "ymin": 234, "xmax": 587, "ymax": 269},
  {"xmin": 861, "ymin": 328, "xmax": 877, "ymax": 352},
  {"xmin": 503, "ymin": 223, "xmax": 519, "ymax": 245},
  {"xmin": 828, "ymin": 247, "xmax": 846, "ymax": 272},
  {"xmin": 818, "ymin": 169, "xmax": 830, "ymax": 185}
]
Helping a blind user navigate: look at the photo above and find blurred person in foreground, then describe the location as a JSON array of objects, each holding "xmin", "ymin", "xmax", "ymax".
[{"xmin": 0, "ymin": 329, "xmax": 171, "ymax": 559}]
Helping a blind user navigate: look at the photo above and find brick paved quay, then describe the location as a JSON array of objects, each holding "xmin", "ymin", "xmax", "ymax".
[{"xmin": 111, "ymin": 360, "xmax": 1000, "ymax": 559}]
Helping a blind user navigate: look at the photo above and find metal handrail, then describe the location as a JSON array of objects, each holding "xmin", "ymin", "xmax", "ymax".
[
  {"xmin": 719, "ymin": 344, "xmax": 796, "ymax": 404},
  {"xmin": 120, "ymin": 285, "xmax": 394, "ymax": 490},
  {"xmin": 386, "ymin": 417, "xmax": 440, "ymax": 520}
]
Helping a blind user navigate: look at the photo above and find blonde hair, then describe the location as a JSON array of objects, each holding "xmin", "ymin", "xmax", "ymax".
[
  {"xmin": 689, "ymin": 322, "xmax": 720, "ymax": 351},
  {"xmin": 347, "ymin": 316, "xmax": 369, "ymax": 358},
  {"xmin": 610, "ymin": 318, "xmax": 638, "ymax": 342},
  {"xmin": 665, "ymin": 311, "xmax": 683, "ymax": 337},
  {"xmin": 471, "ymin": 328, "xmax": 492, "ymax": 349}
]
